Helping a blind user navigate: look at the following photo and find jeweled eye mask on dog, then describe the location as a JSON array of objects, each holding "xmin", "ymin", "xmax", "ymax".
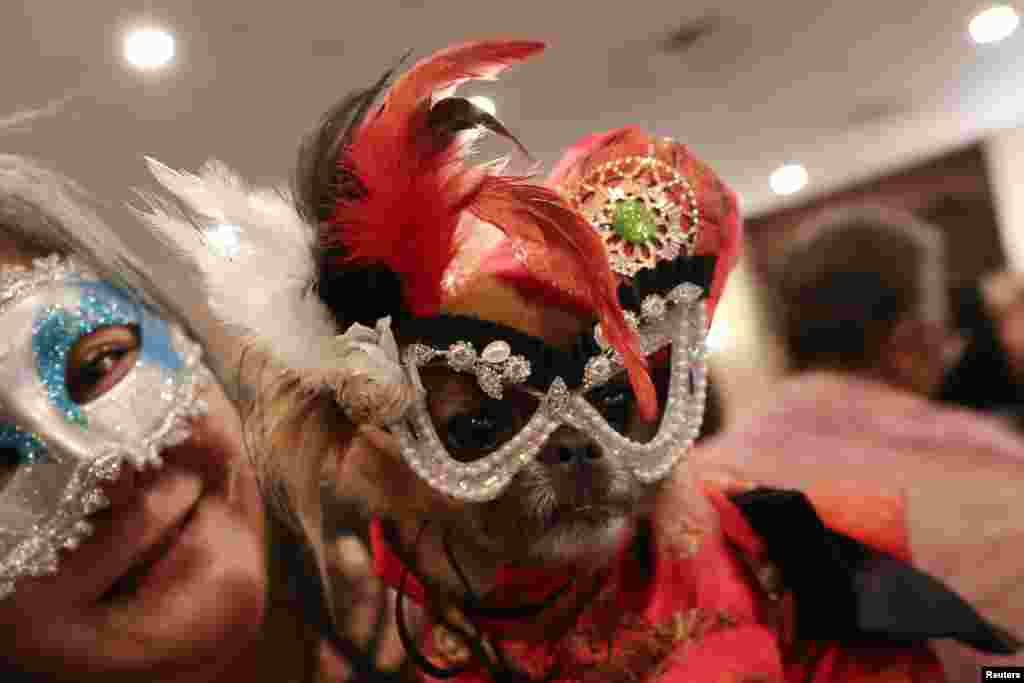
[
  {"xmin": 0, "ymin": 255, "xmax": 208, "ymax": 599},
  {"xmin": 389, "ymin": 281, "xmax": 709, "ymax": 503},
  {"xmin": 373, "ymin": 154, "xmax": 718, "ymax": 503},
  {"xmin": 134, "ymin": 44, "xmax": 743, "ymax": 512}
]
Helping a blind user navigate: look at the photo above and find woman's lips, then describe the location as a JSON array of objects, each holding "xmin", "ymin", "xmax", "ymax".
[{"xmin": 99, "ymin": 498, "xmax": 200, "ymax": 603}]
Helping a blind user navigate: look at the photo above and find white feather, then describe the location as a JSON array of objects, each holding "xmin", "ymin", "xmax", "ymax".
[
  {"xmin": 0, "ymin": 95, "xmax": 73, "ymax": 135},
  {"xmin": 135, "ymin": 157, "xmax": 340, "ymax": 373}
]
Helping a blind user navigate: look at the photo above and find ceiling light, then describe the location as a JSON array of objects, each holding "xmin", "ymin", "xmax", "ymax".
[
  {"xmin": 124, "ymin": 27, "xmax": 175, "ymax": 70},
  {"xmin": 468, "ymin": 96, "xmax": 497, "ymax": 117},
  {"xmin": 769, "ymin": 163, "xmax": 808, "ymax": 196},
  {"xmin": 969, "ymin": 5, "xmax": 1020, "ymax": 44}
]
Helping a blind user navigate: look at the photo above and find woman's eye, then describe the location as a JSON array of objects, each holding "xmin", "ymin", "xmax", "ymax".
[
  {"xmin": 445, "ymin": 411, "xmax": 503, "ymax": 454},
  {"xmin": 66, "ymin": 325, "xmax": 141, "ymax": 404}
]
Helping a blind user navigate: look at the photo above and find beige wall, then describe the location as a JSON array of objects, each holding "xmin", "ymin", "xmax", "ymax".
[
  {"xmin": 985, "ymin": 127, "xmax": 1024, "ymax": 273},
  {"xmin": 707, "ymin": 253, "xmax": 786, "ymax": 424}
]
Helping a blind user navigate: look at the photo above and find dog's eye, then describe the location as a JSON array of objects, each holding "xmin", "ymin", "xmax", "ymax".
[
  {"xmin": 588, "ymin": 383, "xmax": 634, "ymax": 432},
  {"xmin": 445, "ymin": 407, "xmax": 508, "ymax": 456}
]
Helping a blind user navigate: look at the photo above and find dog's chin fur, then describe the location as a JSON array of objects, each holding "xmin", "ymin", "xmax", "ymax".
[
  {"xmin": 451, "ymin": 458, "xmax": 649, "ymax": 571},
  {"xmin": 526, "ymin": 515, "xmax": 631, "ymax": 564}
]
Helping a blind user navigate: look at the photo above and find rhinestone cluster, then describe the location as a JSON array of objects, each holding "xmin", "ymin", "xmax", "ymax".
[
  {"xmin": 404, "ymin": 340, "xmax": 531, "ymax": 400},
  {"xmin": 586, "ymin": 283, "xmax": 704, "ymax": 390},
  {"xmin": 568, "ymin": 156, "xmax": 700, "ymax": 278}
]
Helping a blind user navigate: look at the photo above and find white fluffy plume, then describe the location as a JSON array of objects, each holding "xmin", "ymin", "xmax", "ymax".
[{"xmin": 135, "ymin": 157, "xmax": 340, "ymax": 373}]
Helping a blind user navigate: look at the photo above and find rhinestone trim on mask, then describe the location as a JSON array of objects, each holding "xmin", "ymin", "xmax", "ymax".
[
  {"xmin": 405, "ymin": 340, "xmax": 532, "ymax": 400},
  {"xmin": 585, "ymin": 282, "xmax": 704, "ymax": 390}
]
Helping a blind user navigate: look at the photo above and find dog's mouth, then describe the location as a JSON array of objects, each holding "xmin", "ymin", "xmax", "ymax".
[
  {"xmin": 468, "ymin": 461, "xmax": 638, "ymax": 562},
  {"xmin": 550, "ymin": 464, "xmax": 630, "ymax": 517},
  {"xmin": 547, "ymin": 502, "xmax": 624, "ymax": 528}
]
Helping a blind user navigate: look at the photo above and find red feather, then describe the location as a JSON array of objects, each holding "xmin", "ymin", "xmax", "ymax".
[
  {"xmin": 545, "ymin": 126, "xmax": 649, "ymax": 189},
  {"xmin": 326, "ymin": 40, "xmax": 545, "ymax": 316},
  {"xmin": 471, "ymin": 177, "xmax": 658, "ymax": 422}
]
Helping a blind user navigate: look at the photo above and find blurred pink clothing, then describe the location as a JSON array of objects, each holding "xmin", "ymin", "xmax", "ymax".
[{"xmin": 696, "ymin": 371, "xmax": 1024, "ymax": 683}]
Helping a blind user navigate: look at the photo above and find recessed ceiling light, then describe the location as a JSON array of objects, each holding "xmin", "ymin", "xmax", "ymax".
[
  {"xmin": 468, "ymin": 96, "xmax": 497, "ymax": 117},
  {"xmin": 969, "ymin": 5, "xmax": 1020, "ymax": 45},
  {"xmin": 124, "ymin": 27, "xmax": 175, "ymax": 70},
  {"xmin": 769, "ymin": 163, "xmax": 808, "ymax": 196}
]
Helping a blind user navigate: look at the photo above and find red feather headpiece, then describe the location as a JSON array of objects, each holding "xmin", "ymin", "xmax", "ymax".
[
  {"xmin": 324, "ymin": 40, "xmax": 545, "ymax": 316},
  {"xmin": 321, "ymin": 41, "xmax": 739, "ymax": 422}
]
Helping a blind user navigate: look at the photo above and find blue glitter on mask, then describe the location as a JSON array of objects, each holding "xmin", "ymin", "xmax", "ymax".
[
  {"xmin": 138, "ymin": 306, "xmax": 183, "ymax": 371},
  {"xmin": 81, "ymin": 281, "xmax": 182, "ymax": 371},
  {"xmin": 32, "ymin": 279, "xmax": 139, "ymax": 426},
  {"xmin": 0, "ymin": 423, "xmax": 50, "ymax": 464}
]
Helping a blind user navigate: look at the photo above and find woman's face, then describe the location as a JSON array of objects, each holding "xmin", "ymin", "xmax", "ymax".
[{"xmin": 0, "ymin": 244, "xmax": 267, "ymax": 681}]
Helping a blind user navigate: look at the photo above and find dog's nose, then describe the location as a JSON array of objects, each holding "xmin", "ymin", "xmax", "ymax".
[{"xmin": 538, "ymin": 427, "xmax": 603, "ymax": 466}]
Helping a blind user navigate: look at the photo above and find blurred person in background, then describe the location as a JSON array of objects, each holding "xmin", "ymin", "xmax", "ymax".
[
  {"xmin": 697, "ymin": 206, "xmax": 1024, "ymax": 682},
  {"xmin": 939, "ymin": 270, "xmax": 1024, "ymax": 431}
]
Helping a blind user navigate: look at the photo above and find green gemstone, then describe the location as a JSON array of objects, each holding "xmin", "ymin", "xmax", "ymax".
[{"xmin": 611, "ymin": 199, "xmax": 657, "ymax": 244}]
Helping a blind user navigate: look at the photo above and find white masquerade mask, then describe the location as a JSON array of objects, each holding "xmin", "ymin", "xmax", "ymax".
[
  {"xmin": 385, "ymin": 282, "xmax": 708, "ymax": 503},
  {"xmin": 0, "ymin": 255, "xmax": 208, "ymax": 599}
]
